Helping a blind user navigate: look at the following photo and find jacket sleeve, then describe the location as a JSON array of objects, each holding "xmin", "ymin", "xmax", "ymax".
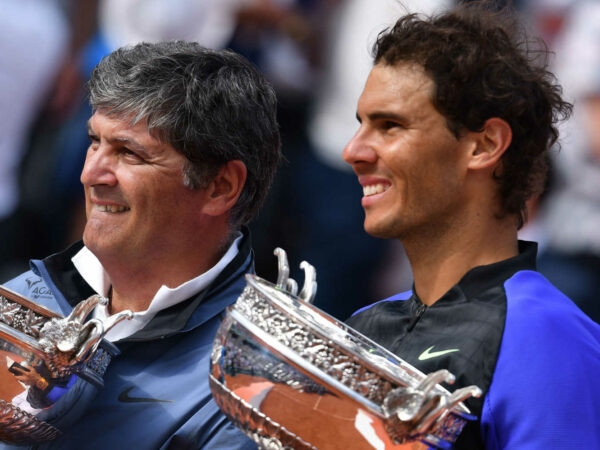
[{"xmin": 481, "ymin": 271, "xmax": 600, "ymax": 449}]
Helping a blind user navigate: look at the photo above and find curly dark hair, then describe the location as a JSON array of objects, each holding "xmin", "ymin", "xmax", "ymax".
[{"xmin": 373, "ymin": 1, "xmax": 572, "ymax": 228}]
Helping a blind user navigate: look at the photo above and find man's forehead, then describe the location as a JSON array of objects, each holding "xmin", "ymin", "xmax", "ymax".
[
  {"xmin": 88, "ymin": 112, "xmax": 151, "ymax": 138},
  {"xmin": 358, "ymin": 63, "xmax": 435, "ymax": 116},
  {"xmin": 87, "ymin": 112, "xmax": 177, "ymax": 158},
  {"xmin": 366, "ymin": 62, "xmax": 433, "ymax": 94}
]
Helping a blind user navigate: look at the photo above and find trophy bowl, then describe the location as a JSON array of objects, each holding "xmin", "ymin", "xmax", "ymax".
[
  {"xmin": 0, "ymin": 285, "xmax": 131, "ymax": 444},
  {"xmin": 210, "ymin": 249, "xmax": 481, "ymax": 450}
]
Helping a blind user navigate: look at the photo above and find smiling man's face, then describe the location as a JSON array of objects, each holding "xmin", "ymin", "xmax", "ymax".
[
  {"xmin": 342, "ymin": 63, "xmax": 475, "ymax": 241},
  {"xmin": 81, "ymin": 111, "xmax": 209, "ymax": 265}
]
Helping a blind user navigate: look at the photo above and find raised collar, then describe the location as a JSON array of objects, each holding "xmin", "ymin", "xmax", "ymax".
[{"xmin": 414, "ymin": 240, "xmax": 538, "ymax": 306}]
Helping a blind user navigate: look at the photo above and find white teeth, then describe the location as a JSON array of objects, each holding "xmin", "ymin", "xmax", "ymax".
[
  {"xmin": 97, "ymin": 204, "xmax": 129, "ymax": 213},
  {"xmin": 363, "ymin": 183, "xmax": 389, "ymax": 197}
]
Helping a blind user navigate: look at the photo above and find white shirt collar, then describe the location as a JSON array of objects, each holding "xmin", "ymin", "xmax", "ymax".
[{"xmin": 71, "ymin": 233, "xmax": 242, "ymax": 341}]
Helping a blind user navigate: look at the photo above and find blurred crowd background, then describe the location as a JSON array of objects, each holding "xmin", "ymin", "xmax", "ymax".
[{"xmin": 1, "ymin": 0, "xmax": 599, "ymax": 322}]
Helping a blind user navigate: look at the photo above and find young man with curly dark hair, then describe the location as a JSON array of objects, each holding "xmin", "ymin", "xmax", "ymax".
[{"xmin": 343, "ymin": 2, "xmax": 600, "ymax": 448}]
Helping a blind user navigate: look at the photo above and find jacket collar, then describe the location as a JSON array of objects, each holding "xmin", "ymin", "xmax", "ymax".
[
  {"xmin": 412, "ymin": 240, "xmax": 538, "ymax": 307},
  {"xmin": 36, "ymin": 227, "xmax": 254, "ymax": 340}
]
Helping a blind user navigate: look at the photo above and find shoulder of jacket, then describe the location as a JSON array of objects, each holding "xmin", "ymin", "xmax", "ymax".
[{"xmin": 3, "ymin": 269, "xmax": 65, "ymax": 315}]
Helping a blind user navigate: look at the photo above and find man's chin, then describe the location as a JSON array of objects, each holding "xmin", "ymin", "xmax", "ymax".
[
  {"xmin": 364, "ymin": 223, "xmax": 389, "ymax": 240},
  {"xmin": 364, "ymin": 217, "xmax": 402, "ymax": 240},
  {"xmin": 82, "ymin": 232, "xmax": 115, "ymax": 257}
]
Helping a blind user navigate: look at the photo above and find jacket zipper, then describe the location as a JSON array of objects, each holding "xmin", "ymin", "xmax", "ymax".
[{"xmin": 408, "ymin": 302, "xmax": 427, "ymax": 331}]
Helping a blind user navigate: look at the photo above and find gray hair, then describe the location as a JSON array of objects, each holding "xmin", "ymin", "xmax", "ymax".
[{"xmin": 87, "ymin": 41, "xmax": 281, "ymax": 229}]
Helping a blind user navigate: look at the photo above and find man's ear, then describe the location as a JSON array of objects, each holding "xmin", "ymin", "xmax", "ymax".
[
  {"xmin": 468, "ymin": 117, "xmax": 512, "ymax": 170},
  {"xmin": 201, "ymin": 160, "xmax": 247, "ymax": 217}
]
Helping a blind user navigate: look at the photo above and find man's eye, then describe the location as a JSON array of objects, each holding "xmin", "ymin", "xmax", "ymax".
[
  {"xmin": 121, "ymin": 148, "xmax": 144, "ymax": 162},
  {"xmin": 382, "ymin": 121, "xmax": 400, "ymax": 130},
  {"xmin": 87, "ymin": 135, "xmax": 100, "ymax": 149}
]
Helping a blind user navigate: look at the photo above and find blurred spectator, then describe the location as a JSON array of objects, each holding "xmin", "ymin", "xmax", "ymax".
[
  {"xmin": 226, "ymin": 0, "xmax": 332, "ymax": 284},
  {"xmin": 0, "ymin": 0, "xmax": 69, "ymax": 278},
  {"xmin": 517, "ymin": 0, "xmax": 573, "ymax": 48},
  {"xmin": 535, "ymin": 1, "xmax": 600, "ymax": 323}
]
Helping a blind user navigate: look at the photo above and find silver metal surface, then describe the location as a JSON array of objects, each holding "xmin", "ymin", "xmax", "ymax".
[
  {"xmin": 0, "ymin": 286, "xmax": 131, "ymax": 444},
  {"xmin": 210, "ymin": 248, "xmax": 481, "ymax": 449}
]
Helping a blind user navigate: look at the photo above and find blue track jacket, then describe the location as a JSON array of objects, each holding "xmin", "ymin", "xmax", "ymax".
[{"xmin": 0, "ymin": 231, "xmax": 257, "ymax": 450}]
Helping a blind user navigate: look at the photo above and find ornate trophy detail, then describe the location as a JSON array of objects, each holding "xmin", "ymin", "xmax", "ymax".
[
  {"xmin": 210, "ymin": 248, "xmax": 482, "ymax": 449},
  {"xmin": 37, "ymin": 295, "xmax": 131, "ymax": 379},
  {"xmin": 0, "ymin": 286, "xmax": 132, "ymax": 444}
]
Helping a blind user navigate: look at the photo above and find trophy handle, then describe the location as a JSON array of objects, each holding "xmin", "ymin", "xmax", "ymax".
[{"xmin": 75, "ymin": 310, "xmax": 133, "ymax": 362}]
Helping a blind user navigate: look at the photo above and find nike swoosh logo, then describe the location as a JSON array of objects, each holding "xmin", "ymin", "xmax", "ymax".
[
  {"xmin": 418, "ymin": 346, "xmax": 459, "ymax": 361},
  {"xmin": 118, "ymin": 386, "xmax": 174, "ymax": 403}
]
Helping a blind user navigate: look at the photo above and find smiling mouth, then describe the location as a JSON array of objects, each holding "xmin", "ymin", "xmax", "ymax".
[
  {"xmin": 95, "ymin": 204, "xmax": 130, "ymax": 213},
  {"xmin": 363, "ymin": 183, "xmax": 390, "ymax": 197}
]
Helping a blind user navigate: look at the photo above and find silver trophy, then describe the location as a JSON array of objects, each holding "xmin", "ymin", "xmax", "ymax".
[
  {"xmin": 0, "ymin": 286, "xmax": 131, "ymax": 444},
  {"xmin": 210, "ymin": 249, "xmax": 482, "ymax": 449}
]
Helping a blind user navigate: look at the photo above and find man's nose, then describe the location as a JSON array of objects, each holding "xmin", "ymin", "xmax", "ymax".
[
  {"xmin": 342, "ymin": 128, "xmax": 377, "ymax": 166},
  {"xmin": 80, "ymin": 146, "xmax": 118, "ymax": 186}
]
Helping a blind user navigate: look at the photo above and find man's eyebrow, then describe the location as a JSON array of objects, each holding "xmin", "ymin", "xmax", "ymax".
[
  {"xmin": 86, "ymin": 120, "xmax": 149, "ymax": 153},
  {"xmin": 355, "ymin": 110, "xmax": 410, "ymax": 125},
  {"xmin": 110, "ymin": 136, "xmax": 146, "ymax": 151},
  {"xmin": 366, "ymin": 111, "xmax": 408, "ymax": 123}
]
